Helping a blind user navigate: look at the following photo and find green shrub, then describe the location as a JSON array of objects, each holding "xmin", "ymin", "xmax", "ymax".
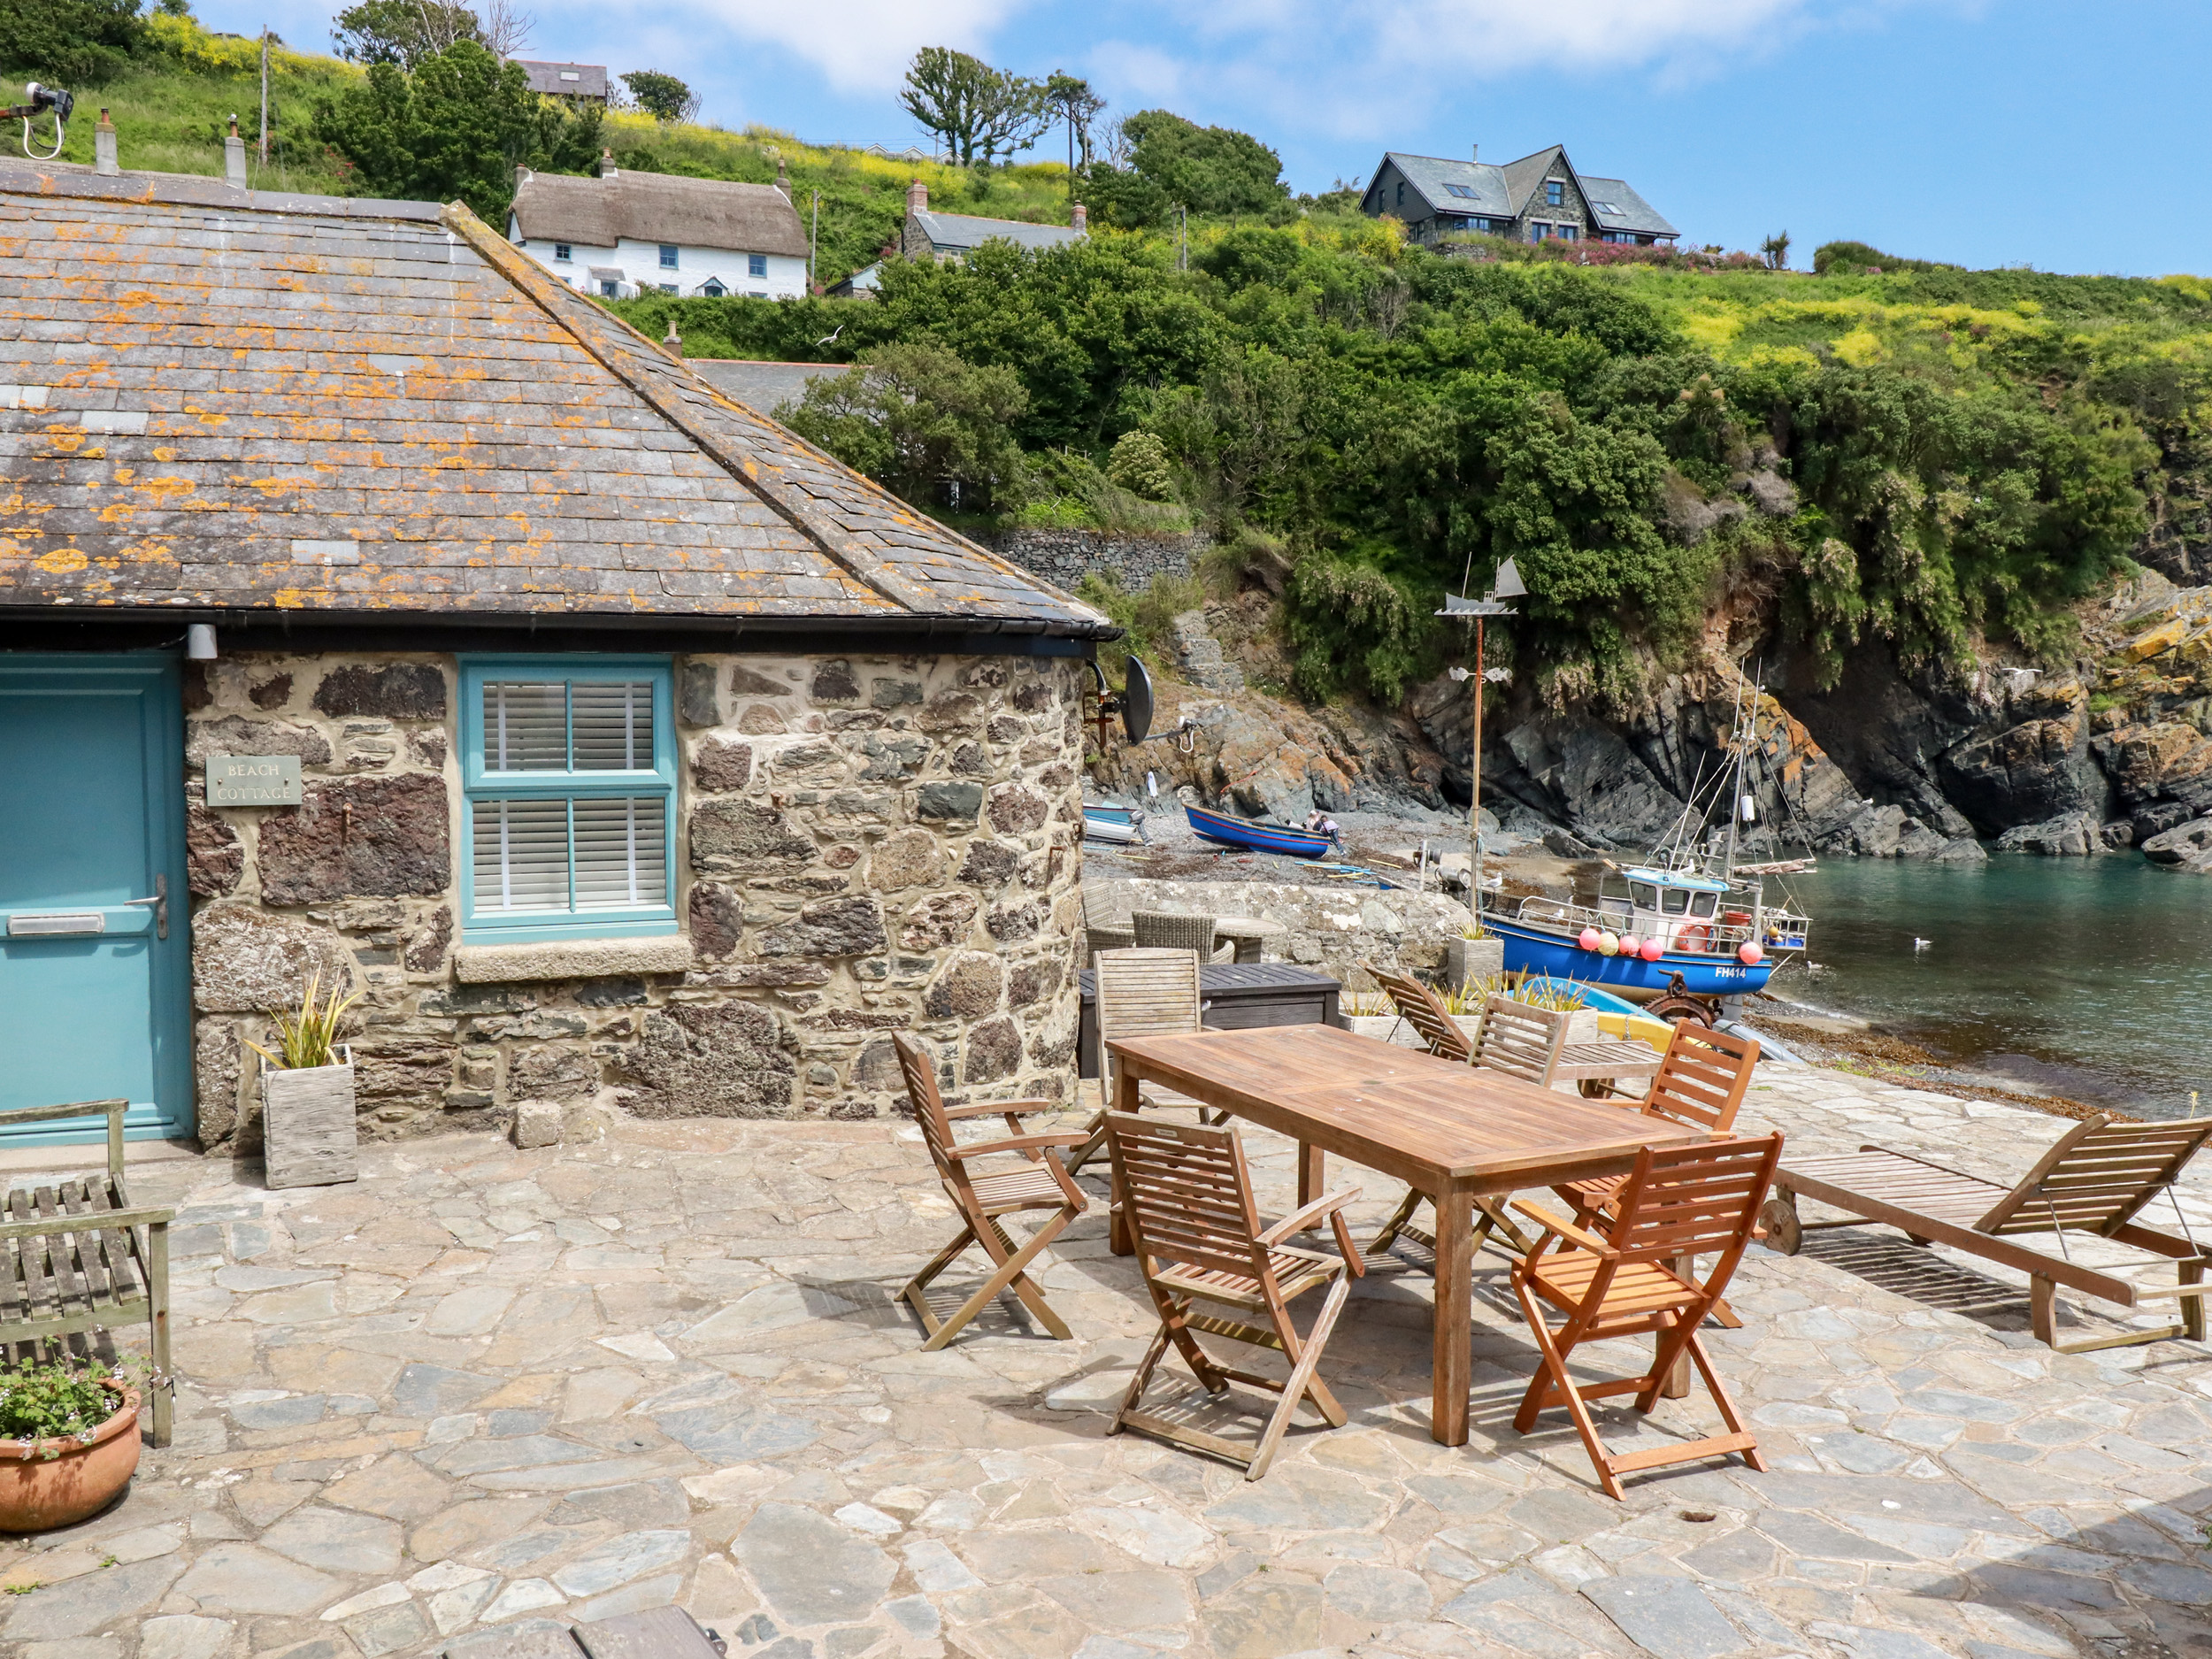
[
  {"xmin": 1107, "ymin": 431, "xmax": 1177, "ymax": 501},
  {"xmin": 0, "ymin": 1360, "xmax": 124, "ymax": 1448},
  {"xmin": 1283, "ymin": 549, "xmax": 1429, "ymax": 703}
]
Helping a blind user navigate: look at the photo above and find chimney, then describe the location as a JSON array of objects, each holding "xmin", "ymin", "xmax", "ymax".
[
  {"xmin": 1470, "ymin": 143, "xmax": 1479, "ymax": 163},
  {"xmin": 599, "ymin": 148, "xmax": 618, "ymax": 180},
  {"xmin": 225, "ymin": 114, "xmax": 247, "ymax": 188},
  {"xmin": 906, "ymin": 179, "xmax": 927, "ymax": 214},
  {"xmin": 1071, "ymin": 201, "xmax": 1087, "ymax": 234},
  {"xmin": 662, "ymin": 318, "xmax": 683, "ymax": 358},
  {"xmin": 775, "ymin": 155, "xmax": 789, "ymax": 197},
  {"xmin": 94, "ymin": 109, "xmax": 118, "ymax": 177},
  {"xmin": 514, "ymin": 163, "xmax": 533, "ymax": 189}
]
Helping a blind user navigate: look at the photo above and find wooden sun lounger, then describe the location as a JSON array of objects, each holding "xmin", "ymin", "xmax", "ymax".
[{"xmin": 1763, "ymin": 1114, "xmax": 2212, "ymax": 1354}]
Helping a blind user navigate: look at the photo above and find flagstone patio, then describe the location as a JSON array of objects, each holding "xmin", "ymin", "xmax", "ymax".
[{"xmin": 4, "ymin": 1065, "xmax": 2212, "ymax": 1659}]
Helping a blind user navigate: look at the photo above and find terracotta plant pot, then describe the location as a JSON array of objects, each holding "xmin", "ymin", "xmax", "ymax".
[{"xmin": 0, "ymin": 1386, "xmax": 141, "ymax": 1533}]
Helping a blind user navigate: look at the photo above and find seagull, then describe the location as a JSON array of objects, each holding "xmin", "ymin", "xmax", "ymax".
[
  {"xmin": 813, "ymin": 324, "xmax": 845, "ymax": 349},
  {"xmin": 1913, "ymin": 937, "xmax": 1932, "ymax": 951}
]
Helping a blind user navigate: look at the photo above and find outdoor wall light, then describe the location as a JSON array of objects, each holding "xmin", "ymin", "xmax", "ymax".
[{"xmin": 186, "ymin": 623, "xmax": 218, "ymax": 661}]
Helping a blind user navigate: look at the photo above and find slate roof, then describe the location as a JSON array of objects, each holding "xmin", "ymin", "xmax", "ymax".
[
  {"xmin": 0, "ymin": 162, "xmax": 1110, "ymax": 637},
  {"xmin": 910, "ymin": 211, "xmax": 1083, "ymax": 256},
  {"xmin": 512, "ymin": 60, "xmax": 608, "ymax": 98},
  {"xmin": 1574, "ymin": 175, "xmax": 1678, "ymax": 239},
  {"xmin": 511, "ymin": 169, "xmax": 809, "ymax": 259},
  {"xmin": 688, "ymin": 360, "xmax": 849, "ymax": 416},
  {"xmin": 1368, "ymin": 153, "xmax": 1513, "ymax": 218}
]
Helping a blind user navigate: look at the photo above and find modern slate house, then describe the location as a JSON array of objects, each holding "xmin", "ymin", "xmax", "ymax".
[
  {"xmin": 0, "ymin": 157, "xmax": 1109, "ymax": 1153},
  {"xmin": 510, "ymin": 157, "xmax": 810, "ymax": 299},
  {"xmin": 1361, "ymin": 145, "xmax": 1678, "ymax": 249}
]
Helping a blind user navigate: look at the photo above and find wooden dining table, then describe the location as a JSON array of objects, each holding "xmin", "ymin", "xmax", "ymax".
[{"xmin": 1103, "ymin": 1023, "xmax": 1709, "ymax": 1447}]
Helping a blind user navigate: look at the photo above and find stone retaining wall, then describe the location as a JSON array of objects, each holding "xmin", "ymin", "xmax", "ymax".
[
  {"xmin": 983, "ymin": 528, "xmax": 1204, "ymax": 593},
  {"xmin": 187, "ymin": 649, "xmax": 1087, "ymax": 1149},
  {"xmin": 1095, "ymin": 878, "xmax": 1475, "ymax": 989}
]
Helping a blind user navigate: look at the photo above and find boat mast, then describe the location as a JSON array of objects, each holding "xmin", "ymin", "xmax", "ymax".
[{"xmin": 1722, "ymin": 664, "xmax": 1763, "ymax": 881}]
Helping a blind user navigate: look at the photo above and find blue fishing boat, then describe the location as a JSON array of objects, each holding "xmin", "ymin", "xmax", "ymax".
[
  {"xmin": 1185, "ymin": 803, "xmax": 1335, "ymax": 858},
  {"xmin": 1481, "ymin": 672, "xmax": 1813, "ymax": 1010}
]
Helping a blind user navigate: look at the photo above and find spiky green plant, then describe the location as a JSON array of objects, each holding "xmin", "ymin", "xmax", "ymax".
[
  {"xmin": 244, "ymin": 971, "xmax": 359, "ymax": 1071},
  {"xmin": 1440, "ymin": 970, "xmax": 1586, "ymax": 1015}
]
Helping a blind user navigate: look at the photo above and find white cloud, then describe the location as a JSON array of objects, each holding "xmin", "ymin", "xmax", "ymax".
[
  {"xmin": 602, "ymin": 0, "xmax": 1027, "ymax": 92},
  {"xmin": 1377, "ymin": 0, "xmax": 1811, "ymax": 73}
]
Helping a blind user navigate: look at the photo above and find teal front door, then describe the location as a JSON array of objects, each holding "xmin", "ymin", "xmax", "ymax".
[{"xmin": 0, "ymin": 657, "xmax": 192, "ymax": 1142}]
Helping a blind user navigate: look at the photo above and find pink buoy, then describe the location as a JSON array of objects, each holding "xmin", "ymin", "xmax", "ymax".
[
  {"xmin": 1597, "ymin": 931, "xmax": 1621, "ymax": 957},
  {"xmin": 1640, "ymin": 936, "xmax": 1664, "ymax": 962},
  {"xmin": 1618, "ymin": 933, "xmax": 1640, "ymax": 958},
  {"xmin": 1578, "ymin": 926, "xmax": 1601, "ymax": 952},
  {"xmin": 1739, "ymin": 941, "xmax": 1764, "ymax": 966}
]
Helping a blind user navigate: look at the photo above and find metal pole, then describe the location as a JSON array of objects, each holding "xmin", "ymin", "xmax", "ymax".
[
  {"xmin": 257, "ymin": 29, "xmax": 269, "ymax": 168},
  {"xmin": 1471, "ymin": 617, "xmax": 1484, "ymax": 925},
  {"xmin": 810, "ymin": 189, "xmax": 818, "ymax": 291}
]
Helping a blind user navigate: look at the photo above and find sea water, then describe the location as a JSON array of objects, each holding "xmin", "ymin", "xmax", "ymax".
[{"xmin": 1771, "ymin": 856, "xmax": 2212, "ymax": 1118}]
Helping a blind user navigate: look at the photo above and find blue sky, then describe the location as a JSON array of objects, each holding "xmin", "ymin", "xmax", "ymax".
[{"xmin": 201, "ymin": 0, "xmax": 2210, "ymax": 275}]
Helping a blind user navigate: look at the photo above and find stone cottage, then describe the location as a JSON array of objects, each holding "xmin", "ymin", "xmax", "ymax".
[{"xmin": 0, "ymin": 159, "xmax": 1112, "ymax": 1152}]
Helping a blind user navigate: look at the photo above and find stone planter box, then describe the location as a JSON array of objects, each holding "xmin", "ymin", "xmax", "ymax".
[
  {"xmin": 1445, "ymin": 935, "xmax": 1504, "ymax": 987},
  {"xmin": 1346, "ymin": 1011, "xmax": 1484, "ymax": 1052},
  {"xmin": 261, "ymin": 1047, "xmax": 357, "ymax": 1188}
]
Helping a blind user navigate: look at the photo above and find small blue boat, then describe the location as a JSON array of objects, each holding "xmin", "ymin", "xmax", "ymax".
[
  {"xmin": 1082, "ymin": 802, "xmax": 1146, "ymax": 846},
  {"xmin": 1185, "ymin": 803, "xmax": 1335, "ymax": 858}
]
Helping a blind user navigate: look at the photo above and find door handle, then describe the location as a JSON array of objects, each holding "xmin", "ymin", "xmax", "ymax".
[{"xmin": 122, "ymin": 873, "xmax": 167, "ymax": 940}]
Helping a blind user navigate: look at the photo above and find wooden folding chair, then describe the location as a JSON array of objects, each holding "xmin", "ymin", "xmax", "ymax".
[
  {"xmin": 1103, "ymin": 1111, "xmax": 1363, "ymax": 1479},
  {"xmin": 1070, "ymin": 949, "xmax": 1225, "ymax": 1175},
  {"xmin": 1556, "ymin": 1022, "xmax": 1758, "ymax": 1227},
  {"xmin": 1509, "ymin": 1133, "xmax": 1783, "ymax": 1499},
  {"xmin": 893, "ymin": 1036, "xmax": 1089, "ymax": 1351},
  {"xmin": 1766, "ymin": 1114, "xmax": 2212, "ymax": 1353},
  {"xmin": 1367, "ymin": 984, "xmax": 1571, "ymax": 1265}
]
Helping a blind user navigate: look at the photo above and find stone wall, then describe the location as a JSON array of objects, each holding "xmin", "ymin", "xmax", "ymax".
[
  {"xmin": 983, "ymin": 528, "xmax": 1204, "ymax": 594},
  {"xmin": 1096, "ymin": 878, "xmax": 1475, "ymax": 990},
  {"xmin": 185, "ymin": 649, "xmax": 1087, "ymax": 1150}
]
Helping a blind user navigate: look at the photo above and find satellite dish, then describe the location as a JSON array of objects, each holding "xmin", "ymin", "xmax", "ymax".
[{"xmin": 1122, "ymin": 655, "xmax": 1155, "ymax": 745}]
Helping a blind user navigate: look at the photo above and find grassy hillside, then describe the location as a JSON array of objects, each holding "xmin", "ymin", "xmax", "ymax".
[{"xmin": 5, "ymin": 17, "xmax": 1079, "ymax": 282}]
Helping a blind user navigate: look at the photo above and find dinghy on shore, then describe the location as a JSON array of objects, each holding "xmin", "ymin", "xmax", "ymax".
[{"xmin": 1185, "ymin": 803, "xmax": 1336, "ymax": 858}]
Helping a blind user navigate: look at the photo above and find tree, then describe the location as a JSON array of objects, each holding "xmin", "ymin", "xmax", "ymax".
[
  {"xmin": 312, "ymin": 39, "xmax": 602, "ymax": 223},
  {"xmin": 0, "ymin": 0, "xmax": 143, "ymax": 84},
  {"xmin": 330, "ymin": 0, "xmax": 485, "ymax": 68},
  {"xmin": 620, "ymin": 70, "xmax": 697, "ymax": 125},
  {"xmin": 784, "ymin": 342, "xmax": 1031, "ymax": 511},
  {"xmin": 1123, "ymin": 110, "xmax": 1287, "ymax": 217},
  {"xmin": 1042, "ymin": 71, "xmax": 1104, "ymax": 180},
  {"xmin": 1761, "ymin": 230, "xmax": 1791, "ymax": 271},
  {"xmin": 899, "ymin": 47, "xmax": 1048, "ymax": 167}
]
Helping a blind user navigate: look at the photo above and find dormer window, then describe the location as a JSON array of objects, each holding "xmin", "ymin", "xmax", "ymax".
[{"xmin": 1546, "ymin": 180, "xmax": 1565, "ymax": 207}]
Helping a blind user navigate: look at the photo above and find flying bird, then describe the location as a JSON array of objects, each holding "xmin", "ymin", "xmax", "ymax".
[
  {"xmin": 1913, "ymin": 937, "xmax": 1932, "ymax": 951},
  {"xmin": 814, "ymin": 324, "xmax": 845, "ymax": 349}
]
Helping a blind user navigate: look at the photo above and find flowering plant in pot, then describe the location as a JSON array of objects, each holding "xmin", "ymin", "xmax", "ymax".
[
  {"xmin": 249, "ymin": 972, "xmax": 362, "ymax": 1189},
  {"xmin": 0, "ymin": 1358, "xmax": 146, "ymax": 1532}
]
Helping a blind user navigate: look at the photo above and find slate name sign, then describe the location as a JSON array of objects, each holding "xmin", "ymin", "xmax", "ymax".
[{"xmin": 206, "ymin": 754, "xmax": 303, "ymax": 806}]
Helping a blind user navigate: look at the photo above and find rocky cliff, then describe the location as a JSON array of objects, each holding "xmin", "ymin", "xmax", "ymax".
[{"xmin": 1087, "ymin": 580, "xmax": 2212, "ymax": 875}]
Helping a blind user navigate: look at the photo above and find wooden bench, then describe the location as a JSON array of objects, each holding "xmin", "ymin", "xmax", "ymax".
[{"xmin": 0, "ymin": 1100, "xmax": 175, "ymax": 1445}]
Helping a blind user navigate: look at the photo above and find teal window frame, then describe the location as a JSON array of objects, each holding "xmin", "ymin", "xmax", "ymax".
[{"xmin": 457, "ymin": 656, "xmax": 679, "ymax": 943}]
